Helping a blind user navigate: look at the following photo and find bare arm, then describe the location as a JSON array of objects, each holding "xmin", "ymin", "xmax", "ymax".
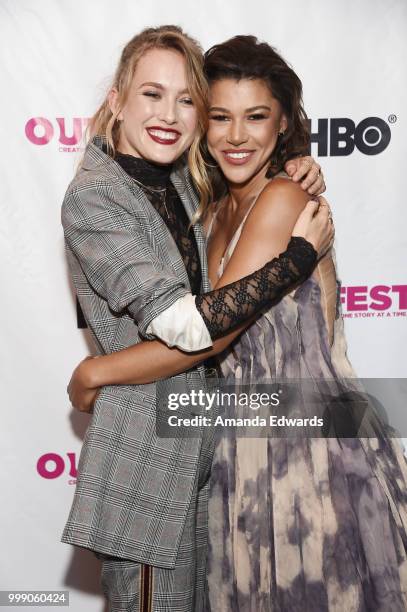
[
  {"xmin": 216, "ymin": 178, "xmax": 309, "ymax": 281},
  {"xmin": 193, "ymin": 180, "xmax": 312, "ymax": 338}
]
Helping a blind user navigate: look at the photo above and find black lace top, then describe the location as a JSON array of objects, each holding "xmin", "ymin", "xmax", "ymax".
[
  {"xmin": 115, "ymin": 152, "xmax": 202, "ymax": 295},
  {"xmin": 114, "ymin": 152, "xmax": 318, "ymax": 340}
]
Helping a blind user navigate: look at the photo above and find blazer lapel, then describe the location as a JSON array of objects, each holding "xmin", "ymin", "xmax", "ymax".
[
  {"xmin": 83, "ymin": 137, "xmax": 194, "ymax": 287},
  {"xmin": 83, "ymin": 137, "xmax": 210, "ymax": 293}
]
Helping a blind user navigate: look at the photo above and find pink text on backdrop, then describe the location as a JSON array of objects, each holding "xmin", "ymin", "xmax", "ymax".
[
  {"xmin": 25, "ymin": 118, "xmax": 90, "ymax": 146},
  {"xmin": 37, "ymin": 452, "xmax": 77, "ymax": 480},
  {"xmin": 341, "ymin": 285, "xmax": 407, "ymax": 312}
]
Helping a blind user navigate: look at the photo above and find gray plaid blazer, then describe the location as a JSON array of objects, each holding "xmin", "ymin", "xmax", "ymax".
[{"xmin": 61, "ymin": 136, "xmax": 211, "ymax": 568}]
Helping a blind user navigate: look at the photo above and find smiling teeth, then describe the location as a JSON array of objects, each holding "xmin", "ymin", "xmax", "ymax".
[
  {"xmin": 149, "ymin": 129, "xmax": 178, "ymax": 140},
  {"xmin": 226, "ymin": 152, "xmax": 251, "ymax": 159}
]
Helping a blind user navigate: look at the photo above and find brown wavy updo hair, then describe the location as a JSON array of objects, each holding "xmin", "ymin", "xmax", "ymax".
[{"xmin": 194, "ymin": 35, "xmax": 310, "ymax": 221}]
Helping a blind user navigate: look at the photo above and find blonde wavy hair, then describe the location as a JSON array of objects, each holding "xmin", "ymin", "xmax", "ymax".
[{"xmin": 89, "ymin": 25, "xmax": 212, "ymax": 217}]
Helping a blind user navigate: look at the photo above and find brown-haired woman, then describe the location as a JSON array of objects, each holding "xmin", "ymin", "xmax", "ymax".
[
  {"xmin": 62, "ymin": 26, "xmax": 330, "ymax": 610},
  {"xmin": 199, "ymin": 36, "xmax": 407, "ymax": 611}
]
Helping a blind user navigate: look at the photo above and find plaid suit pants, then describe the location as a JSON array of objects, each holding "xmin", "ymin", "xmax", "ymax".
[{"xmin": 97, "ymin": 424, "xmax": 215, "ymax": 612}]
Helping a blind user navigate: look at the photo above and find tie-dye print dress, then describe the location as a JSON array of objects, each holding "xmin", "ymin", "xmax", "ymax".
[{"xmin": 205, "ymin": 182, "xmax": 407, "ymax": 612}]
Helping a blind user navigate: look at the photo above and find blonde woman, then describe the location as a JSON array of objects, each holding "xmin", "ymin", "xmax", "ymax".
[{"xmin": 62, "ymin": 26, "xmax": 330, "ymax": 611}]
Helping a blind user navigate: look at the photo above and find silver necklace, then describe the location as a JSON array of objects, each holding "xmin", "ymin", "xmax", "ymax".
[{"xmin": 131, "ymin": 177, "xmax": 170, "ymax": 218}]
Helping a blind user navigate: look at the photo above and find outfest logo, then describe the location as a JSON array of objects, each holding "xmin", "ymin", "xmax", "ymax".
[
  {"xmin": 341, "ymin": 284, "xmax": 407, "ymax": 319},
  {"xmin": 25, "ymin": 117, "xmax": 89, "ymax": 152},
  {"xmin": 37, "ymin": 452, "xmax": 78, "ymax": 485}
]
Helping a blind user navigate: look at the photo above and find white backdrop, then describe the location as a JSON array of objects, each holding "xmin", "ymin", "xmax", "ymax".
[{"xmin": 1, "ymin": 1, "xmax": 406, "ymax": 610}]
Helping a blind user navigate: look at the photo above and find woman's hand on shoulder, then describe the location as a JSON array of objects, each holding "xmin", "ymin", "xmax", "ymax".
[
  {"xmin": 284, "ymin": 156, "xmax": 325, "ymax": 195},
  {"xmin": 292, "ymin": 195, "xmax": 334, "ymax": 259}
]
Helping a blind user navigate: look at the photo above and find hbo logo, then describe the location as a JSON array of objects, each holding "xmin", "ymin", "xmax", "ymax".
[{"xmin": 309, "ymin": 117, "xmax": 391, "ymax": 156}]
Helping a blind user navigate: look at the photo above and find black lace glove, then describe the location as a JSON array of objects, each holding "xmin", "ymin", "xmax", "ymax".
[{"xmin": 195, "ymin": 237, "xmax": 317, "ymax": 338}]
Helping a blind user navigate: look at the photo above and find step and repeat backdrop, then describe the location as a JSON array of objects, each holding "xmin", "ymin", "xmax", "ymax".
[{"xmin": 2, "ymin": 0, "xmax": 406, "ymax": 610}]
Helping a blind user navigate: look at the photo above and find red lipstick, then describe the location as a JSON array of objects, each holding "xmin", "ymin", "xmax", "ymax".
[{"xmin": 147, "ymin": 126, "xmax": 181, "ymax": 145}]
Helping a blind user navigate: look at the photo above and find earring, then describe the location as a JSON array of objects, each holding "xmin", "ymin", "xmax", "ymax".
[{"xmin": 278, "ymin": 131, "xmax": 285, "ymax": 137}]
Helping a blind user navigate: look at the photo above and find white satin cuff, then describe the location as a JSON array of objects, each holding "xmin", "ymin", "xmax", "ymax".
[{"xmin": 146, "ymin": 293, "xmax": 213, "ymax": 351}]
